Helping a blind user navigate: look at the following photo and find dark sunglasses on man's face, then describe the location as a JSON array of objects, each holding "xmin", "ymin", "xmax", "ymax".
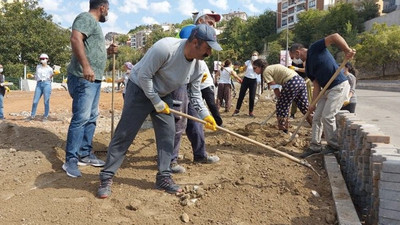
[{"xmin": 40, "ymin": 58, "xmax": 47, "ymax": 60}]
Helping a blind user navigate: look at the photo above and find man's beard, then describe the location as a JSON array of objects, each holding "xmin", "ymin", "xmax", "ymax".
[{"xmin": 99, "ymin": 14, "xmax": 108, "ymax": 23}]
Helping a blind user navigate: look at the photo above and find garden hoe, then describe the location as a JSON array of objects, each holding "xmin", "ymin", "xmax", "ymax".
[{"xmin": 170, "ymin": 108, "xmax": 320, "ymax": 177}]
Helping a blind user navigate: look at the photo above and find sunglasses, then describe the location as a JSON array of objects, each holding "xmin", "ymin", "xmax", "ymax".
[{"xmin": 40, "ymin": 58, "xmax": 48, "ymax": 60}]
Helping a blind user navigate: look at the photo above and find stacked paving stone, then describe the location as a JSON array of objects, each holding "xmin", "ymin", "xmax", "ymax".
[{"xmin": 336, "ymin": 112, "xmax": 400, "ymax": 225}]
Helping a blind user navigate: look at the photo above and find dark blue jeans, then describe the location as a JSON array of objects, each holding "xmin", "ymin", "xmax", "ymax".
[
  {"xmin": 31, "ymin": 81, "xmax": 52, "ymax": 118},
  {"xmin": 65, "ymin": 75, "xmax": 101, "ymax": 161},
  {"xmin": 171, "ymin": 85, "xmax": 207, "ymax": 163},
  {"xmin": 100, "ymin": 81, "xmax": 174, "ymax": 180}
]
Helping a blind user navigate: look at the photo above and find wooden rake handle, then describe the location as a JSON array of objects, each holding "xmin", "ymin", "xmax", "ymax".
[
  {"xmin": 286, "ymin": 58, "xmax": 349, "ymax": 144},
  {"xmin": 169, "ymin": 108, "xmax": 312, "ymax": 169}
]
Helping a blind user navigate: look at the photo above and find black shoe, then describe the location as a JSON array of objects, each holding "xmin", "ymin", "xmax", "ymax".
[
  {"xmin": 299, "ymin": 147, "xmax": 322, "ymax": 158},
  {"xmin": 155, "ymin": 177, "xmax": 182, "ymax": 194},
  {"xmin": 320, "ymin": 145, "xmax": 338, "ymax": 155}
]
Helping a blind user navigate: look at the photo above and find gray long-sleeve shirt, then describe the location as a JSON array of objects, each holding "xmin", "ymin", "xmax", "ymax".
[{"xmin": 129, "ymin": 37, "xmax": 210, "ymax": 119}]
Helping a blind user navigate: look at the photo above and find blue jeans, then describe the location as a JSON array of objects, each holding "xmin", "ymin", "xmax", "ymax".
[
  {"xmin": 31, "ymin": 81, "xmax": 52, "ymax": 118},
  {"xmin": 0, "ymin": 94, "xmax": 4, "ymax": 119},
  {"xmin": 65, "ymin": 74, "xmax": 101, "ymax": 161}
]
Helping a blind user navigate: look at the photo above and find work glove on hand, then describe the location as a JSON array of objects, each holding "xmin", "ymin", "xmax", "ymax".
[
  {"xmin": 204, "ymin": 115, "xmax": 217, "ymax": 131},
  {"xmin": 288, "ymin": 65, "xmax": 298, "ymax": 71},
  {"xmin": 342, "ymin": 100, "xmax": 350, "ymax": 107},
  {"xmin": 154, "ymin": 101, "xmax": 170, "ymax": 114},
  {"xmin": 201, "ymin": 72, "xmax": 208, "ymax": 83}
]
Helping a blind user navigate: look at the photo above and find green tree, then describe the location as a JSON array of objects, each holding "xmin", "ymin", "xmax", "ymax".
[
  {"xmin": 323, "ymin": 3, "xmax": 361, "ymax": 34},
  {"xmin": 355, "ymin": 23, "xmax": 400, "ymax": 76},
  {"xmin": 265, "ymin": 41, "xmax": 282, "ymax": 65},
  {"xmin": 116, "ymin": 34, "xmax": 129, "ymax": 46},
  {"xmin": 294, "ymin": 9, "xmax": 328, "ymax": 46},
  {"xmin": 357, "ymin": 0, "xmax": 380, "ymax": 22},
  {"xmin": 243, "ymin": 11, "xmax": 276, "ymax": 58},
  {"xmin": 0, "ymin": 0, "xmax": 71, "ymax": 79}
]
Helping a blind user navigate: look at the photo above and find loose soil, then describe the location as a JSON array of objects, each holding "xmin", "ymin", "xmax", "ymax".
[{"xmin": 0, "ymin": 87, "xmax": 336, "ymax": 225}]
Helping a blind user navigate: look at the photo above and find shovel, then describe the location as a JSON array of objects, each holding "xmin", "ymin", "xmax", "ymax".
[
  {"xmin": 284, "ymin": 58, "xmax": 349, "ymax": 145},
  {"xmin": 170, "ymin": 108, "xmax": 319, "ymax": 175}
]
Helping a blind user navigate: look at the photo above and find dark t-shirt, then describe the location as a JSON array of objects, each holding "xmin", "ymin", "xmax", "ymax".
[
  {"xmin": 305, "ymin": 39, "xmax": 347, "ymax": 89},
  {"xmin": 0, "ymin": 74, "xmax": 5, "ymax": 96}
]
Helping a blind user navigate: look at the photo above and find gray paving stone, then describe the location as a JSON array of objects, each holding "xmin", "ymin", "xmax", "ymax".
[
  {"xmin": 324, "ymin": 155, "xmax": 362, "ymax": 225},
  {"xmin": 381, "ymin": 172, "xmax": 400, "ymax": 183},
  {"xmin": 382, "ymin": 159, "xmax": 400, "ymax": 173},
  {"xmin": 379, "ymin": 217, "xmax": 400, "ymax": 225},
  {"xmin": 380, "ymin": 181, "xmax": 400, "ymax": 191},
  {"xmin": 379, "ymin": 208, "xmax": 400, "ymax": 220},
  {"xmin": 380, "ymin": 199, "xmax": 400, "ymax": 211},
  {"xmin": 379, "ymin": 189, "xmax": 400, "ymax": 201}
]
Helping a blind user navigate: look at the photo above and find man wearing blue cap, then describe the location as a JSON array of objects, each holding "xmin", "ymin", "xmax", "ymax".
[{"xmin": 97, "ymin": 24, "xmax": 222, "ymax": 198}]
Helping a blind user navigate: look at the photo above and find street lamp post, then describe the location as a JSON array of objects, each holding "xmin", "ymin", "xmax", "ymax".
[{"xmin": 285, "ymin": 22, "xmax": 289, "ymax": 66}]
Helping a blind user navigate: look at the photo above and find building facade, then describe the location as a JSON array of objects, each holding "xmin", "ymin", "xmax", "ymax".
[
  {"xmin": 129, "ymin": 29, "xmax": 152, "ymax": 49},
  {"xmin": 277, "ymin": 0, "xmax": 384, "ymax": 32},
  {"xmin": 222, "ymin": 11, "xmax": 248, "ymax": 21}
]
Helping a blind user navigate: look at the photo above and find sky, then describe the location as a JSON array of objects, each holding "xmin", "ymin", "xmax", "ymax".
[{"xmin": 38, "ymin": 0, "xmax": 277, "ymax": 34}]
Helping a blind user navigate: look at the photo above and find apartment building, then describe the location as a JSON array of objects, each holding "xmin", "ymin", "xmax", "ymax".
[
  {"xmin": 277, "ymin": 0, "xmax": 384, "ymax": 32},
  {"xmin": 129, "ymin": 29, "xmax": 152, "ymax": 49}
]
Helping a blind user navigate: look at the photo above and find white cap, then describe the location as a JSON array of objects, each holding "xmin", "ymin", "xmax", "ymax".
[
  {"xmin": 193, "ymin": 9, "xmax": 221, "ymax": 24},
  {"xmin": 39, "ymin": 53, "xmax": 49, "ymax": 59}
]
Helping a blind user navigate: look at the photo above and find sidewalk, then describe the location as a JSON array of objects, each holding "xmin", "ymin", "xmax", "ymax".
[{"xmin": 357, "ymin": 80, "xmax": 400, "ymax": 92}]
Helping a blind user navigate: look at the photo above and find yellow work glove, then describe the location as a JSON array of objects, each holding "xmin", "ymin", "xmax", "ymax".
[
  {"xmin": 288, "ymin": 65, "xmax": 298, "ymax": 71},
  {"xmin": 343, "ymin": 100, "xmax": 350, "ymax": 107},
  {"xmin": 204, "ymin": 115, "xmax": 217, "ymax": 131},
  {"xmin": 154, "ymin": 101, "xmax": 170, "ymax": 114},
  {"xmin": 201, "ymin": 72, "xmax": 208, "ymax": 83}
]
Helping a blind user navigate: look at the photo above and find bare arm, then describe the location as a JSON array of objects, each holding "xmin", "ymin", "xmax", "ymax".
[
  {"xmin": 70, "ymin": 30, "xmax": 95, "ymax": 82},
  {"xmin": 325, "ymin": 33, "xmax": 356, "ymax": 60},
  {"xmin": 231, "ymin": 70, "xmax": 242, "ymax": 83}
]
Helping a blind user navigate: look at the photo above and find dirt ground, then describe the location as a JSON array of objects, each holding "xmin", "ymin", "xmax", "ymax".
[{"xmin": 0, "ymin": 87, "xmax": 336, "ymax": 225}]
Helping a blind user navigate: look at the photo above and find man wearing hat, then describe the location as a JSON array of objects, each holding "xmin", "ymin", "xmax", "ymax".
[
  {"xmin": 170, "ymin": 9, "xmax": 222, "ymax": 174},
  {"xmin": 98, "ymin": 24, "xmax": 222, "ymax": 198}
]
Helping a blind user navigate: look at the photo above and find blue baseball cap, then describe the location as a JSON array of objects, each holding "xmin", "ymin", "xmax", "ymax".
[
  {"xmin": 179, "ymin": 24, "xmax": 196, "ymax": 39},
  {"xmin": 191, "ymin": 24, "xmax": 222, "ymax": 51}
]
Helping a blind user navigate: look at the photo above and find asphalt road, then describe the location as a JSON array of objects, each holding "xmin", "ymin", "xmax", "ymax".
[{"xmin": 355, "ymin": 89, "xmax": 400, "ymax": 148}]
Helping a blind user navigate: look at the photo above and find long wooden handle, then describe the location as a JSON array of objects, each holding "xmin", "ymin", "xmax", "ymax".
[
  {"xmin": 169, "ymin": 108, "xmax": 312, "ymax": 168},
  {"xmin": 286, "ymin": 58, "xmax": 349, "ymax": 144},
  {"xmin": 260, "ymin": 109, "xmax": 276, "ymax": 125}
]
